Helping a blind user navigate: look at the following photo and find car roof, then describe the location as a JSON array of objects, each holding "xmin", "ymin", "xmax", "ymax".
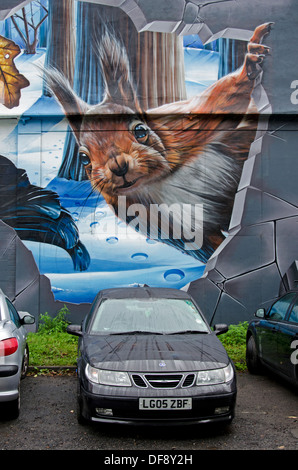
[{"xmin": 96, "ymin": 287, "xmax": 193, "ymax": 300}]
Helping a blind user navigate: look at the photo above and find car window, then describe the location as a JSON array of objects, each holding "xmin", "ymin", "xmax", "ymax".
[
  {"xmin": 84, "ymin": 298, "xmax": 100, "ymax": 331},
  {"xmin": 288, "ymin": 299, "xmax": 298, "ymax": 324},
  {"xmin": 6, "ymin": 299, "xmax": 21, "ymax": 328},
  {"xmin": 267, "ymin": 292, "xmax": 297, "ymax": 321},
  {"xmin": 90, "ymin": 298, "xmax": 210, "ymax": 334}
]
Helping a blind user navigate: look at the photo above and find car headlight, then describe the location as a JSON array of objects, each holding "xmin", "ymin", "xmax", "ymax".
[
  {"xmin": 196, "ymin": 363, "xmax": 234, "ymax": 386},
  {"xmin": 85, "ymin": 364, "xmax": 131, "ymax": 387}
]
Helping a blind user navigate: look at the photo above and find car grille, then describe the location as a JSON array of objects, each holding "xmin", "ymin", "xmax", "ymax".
[
  {"xmin": 182, "ymin": 373, "xmax": 195, "ymax": 388},
  {"xmin": 132, "ymin": 375, "xmax": 147, "ymax": 388},
  {"xmin": 132, "ymin": 373, "xmax": 196, "ymax": 389}
]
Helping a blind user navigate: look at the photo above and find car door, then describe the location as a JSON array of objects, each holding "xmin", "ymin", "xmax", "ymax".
[
  {"xmin": 258, "ymin": 292, "xmax": 297, "ymax": 368},
  {"xmin": 277, "ymin": 295, "xmax": 298, "ymax": 379}
]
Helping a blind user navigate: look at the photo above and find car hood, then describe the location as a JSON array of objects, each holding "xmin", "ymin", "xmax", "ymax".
[{"xmin": 83, "ymin": 333, "xmax": 230, "ymax": 372}]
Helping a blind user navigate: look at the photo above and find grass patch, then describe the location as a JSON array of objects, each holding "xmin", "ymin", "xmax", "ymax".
[
  {"xmin": 27, "ymin": 307, "xmax": 78, "ymax": 368},
  {"xmin": 27, "ymin": 308, "xmax": 248, "ymax": 371},
  {"xmin": 28, "ymin": 331, "xmax": 78, "ymax": 367},
  {"xmin": 218, "ymin": 322, "xmax": 249, "ymax": 371}
]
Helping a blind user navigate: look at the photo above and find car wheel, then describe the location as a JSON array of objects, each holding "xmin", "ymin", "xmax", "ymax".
[
  {"xmin": 77, "ymin": 382, "xmax": 88, "ymax": 425},
  {"xmin": 246, "ymin": 335, "xmax": 262, "ymax": 374},
  {"xmin": 295, "ymin": 364, "xmax": 298, "ymax": 387},
  {"xmin": 5, "ymin": 385, "xmax": 20, "ymax": 420},
  {"xmin": 21, "ymin": 344, "xmax": 29, "ymax": 379}
]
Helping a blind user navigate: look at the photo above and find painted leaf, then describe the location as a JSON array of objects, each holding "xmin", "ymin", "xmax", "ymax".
[{"xmin": 0, "ymin": 35, "xmax": 29, "ymax": 109}]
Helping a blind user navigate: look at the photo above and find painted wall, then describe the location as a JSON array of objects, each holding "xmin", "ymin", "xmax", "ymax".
[{"xmin": 0, "ymin": 0, "xmax": 297, "ymax": 325}]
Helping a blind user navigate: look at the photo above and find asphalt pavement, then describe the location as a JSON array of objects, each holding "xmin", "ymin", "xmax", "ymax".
[{"xmin": 0, "ymin": 370, "xmax": 297, "ymax": 452}]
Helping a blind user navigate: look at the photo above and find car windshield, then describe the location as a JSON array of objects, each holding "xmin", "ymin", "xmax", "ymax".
[{"xmin": 89, "ymin": 298, "xmax": 210, "ymax": 335}]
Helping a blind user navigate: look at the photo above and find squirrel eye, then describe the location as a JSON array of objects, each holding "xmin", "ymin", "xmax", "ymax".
[
  {"xmin": 132, "ymin": 123, "xmax": 149, "ymax": 143},
  {"xmin": 79, "ymin": 152, "xmax": 90, "ymax": 166}
]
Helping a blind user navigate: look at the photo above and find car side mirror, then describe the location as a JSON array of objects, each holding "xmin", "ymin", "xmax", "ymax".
[
  {"xmin": 19, "ymin": 311, "xmax": 35, "ymax": 324},
  {"xmin": 23, "ymin": 315, "xmax": 35, "ymax": 325},
  {"xmin": 67, "ymin": 324, "xmax": 82, "ymax": 337},
  {"xmin": 255, "ymin": 308, "xmax": 265, "ymax": 318},
  {"xmin": 214, "ymin": 324, "xmax": 229, "ymax": 335}
]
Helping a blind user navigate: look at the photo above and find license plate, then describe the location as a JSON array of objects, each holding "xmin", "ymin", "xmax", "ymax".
[{"xmin": 139, "ymin": 398, "xmax": 192, "ymax": 410}]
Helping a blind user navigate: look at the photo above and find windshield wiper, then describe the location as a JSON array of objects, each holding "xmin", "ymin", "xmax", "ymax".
[
  {"xmin": 109, "ymin": 330, "xmax": 164, "ymax": 335},
  {"xmin": 168, "ymin": 330, "xmax": 209, "ymax": 335},
  {"xmin": 108, "ymin": 330, "xmax": 209, "ymax": 335}
]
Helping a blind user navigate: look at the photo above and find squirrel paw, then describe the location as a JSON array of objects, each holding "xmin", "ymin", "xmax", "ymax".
[{"xmin": 245, "ymin": 22, "xmax": 273, "ymax": 80}]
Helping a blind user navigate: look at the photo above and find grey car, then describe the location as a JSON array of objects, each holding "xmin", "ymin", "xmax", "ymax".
[
  {"xmin": 67, "ymin": 287, "xmax": 236, "ymax": 426},
  {"xmin": 0, "ymin": 289, "xmax": 35, "ymax": 419}
]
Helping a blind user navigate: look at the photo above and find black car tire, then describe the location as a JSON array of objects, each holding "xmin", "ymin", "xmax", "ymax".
[
  {"xmin": 4, "ymin": 385, "xmax": 20, "ymax": 420},
  {"xmin": 21, "ymin": 344, "xmax": 29, "ymax": 379},
  {"xmin": 246, "ymin": 335, "xmax": 263, "ymax": 374},
  {"xmin": 77, "ymin": 382, "xmax": 88, "ymax": 425},
  {"xmin": 7, "ymin": 397, "xmax": 20, "ymax": 420}
]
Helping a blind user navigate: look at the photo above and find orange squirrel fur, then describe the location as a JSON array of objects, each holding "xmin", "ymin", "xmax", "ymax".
[{"xmin": 46, "ymin": 23, "xmax": 272, "ymax": 263}]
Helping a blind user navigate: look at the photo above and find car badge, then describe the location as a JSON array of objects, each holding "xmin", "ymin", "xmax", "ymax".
[{"xmin": 159, "ymin": 361, "xmax": 166, "ymax": 367}]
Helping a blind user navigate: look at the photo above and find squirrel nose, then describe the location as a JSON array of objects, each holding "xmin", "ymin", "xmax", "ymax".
[{"xmin": 109, "ymin": 156, "xmax": 129, "ymax": 177}]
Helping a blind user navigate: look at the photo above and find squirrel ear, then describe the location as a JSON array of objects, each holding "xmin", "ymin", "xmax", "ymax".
[
  {"xmin": 43, "ymin": 67, "xmax": 89, "ymax": 142},
  {"xmin": 98, "ymin": 32, "xmax": 142, "ymax": 113}
]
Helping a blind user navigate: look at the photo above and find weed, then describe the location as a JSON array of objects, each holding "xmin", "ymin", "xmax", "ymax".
[
  {"xmin": 27, "ymin": 306, "xmax": 78, "ymax": 367},
  {"xmin": 219, "ymin": 322, "xmax": 249, "ymax": 371},
  {"xmin": 37, "ymin": 305, "xmax": 71, "ymax": 334}
]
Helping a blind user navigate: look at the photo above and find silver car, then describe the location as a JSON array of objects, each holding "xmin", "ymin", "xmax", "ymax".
[{"xmin": 0, "ymin": 289, "xmax": 35, "ymax": 419}]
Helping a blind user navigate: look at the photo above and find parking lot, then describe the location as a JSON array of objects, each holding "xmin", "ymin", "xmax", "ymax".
[{"xmin": 0, "ymin": 370, "xmax": 297, "ymax": 451}]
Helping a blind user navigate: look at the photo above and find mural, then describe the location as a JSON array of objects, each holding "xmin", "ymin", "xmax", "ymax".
[
  {"xmin": 0, "ymin": 0, "xmax": 297, "ymax": 324},
  {"xmin": 46, "ymin": 23, "xmax": 271, "ymax": 263}
]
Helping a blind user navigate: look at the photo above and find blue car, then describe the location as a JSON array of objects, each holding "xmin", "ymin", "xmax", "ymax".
[{"xmin": 246, "ymin": 291, "xmax": 298, "ymax": 387}]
